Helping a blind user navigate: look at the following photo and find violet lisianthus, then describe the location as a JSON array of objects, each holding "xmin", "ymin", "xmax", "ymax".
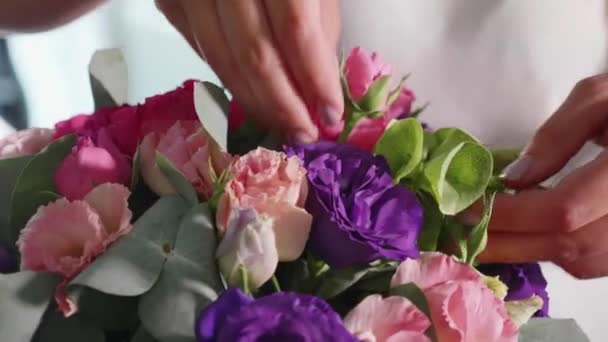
[
  {"xmin": 196, "ymin": 288, "xmax": 357, "ymax": 342},
  {"xmin": 478, "ymin": 263, "xmax": 549, "ymax": 317},
  {"xmin": 285, "ymin": 141, "xmax": 423, "ymax": 268}
]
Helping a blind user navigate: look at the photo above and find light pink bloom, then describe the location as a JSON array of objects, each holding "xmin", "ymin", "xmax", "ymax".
[
  {"xmin": 391, "ymin": 253, "xmax": 518, "ymax": 342},
  {"xmin": 216, "ymin": 148, "xmax": 312, "ymax": 261},
  {"xmin": 0, "ymin": 128, "xmax": 54, "ymax": 159},
  {"xmin": 140, "ymin": 120, "xmax": 232, "ymax": 200},
  {"xmin": 344, "ymin": 294, "xmax": 431, "ymax": 342},
  {"xmin": 54, "ymin": 136, "xmax": 131, "ymax": 200},
  {"xmin": 18, "ymin": 183, "xmax": 133, "ymax": 316}
]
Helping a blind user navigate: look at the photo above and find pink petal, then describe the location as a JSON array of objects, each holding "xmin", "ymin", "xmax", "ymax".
[
  {"xmin": 84, "ymin": 183, "xmax": 133, "ymax": 244},
  {"xmin": 17, "ymin": 199, "xmax": 105, "ymax": 278},
  {"xmin": 345, "ymin": 117, "xmax": 387, "ymax": 151},
  {"xmin": 55, "ymin": 280, "xmax": 79, "ymax": 317},
  {"xmin": 0, "ymin": 128, "xmax": 55, "ymax": 159},
  {"xmin": 345, "ymin": 47, "xmax": 391, "ymax": 100},
  {"xmin": 139, "ymin": 133, "xmax": 177, "ymax": 196},
  {"xmin": 256, "ymin": 202, "xmax": 312, "ymax": 261},
  {"xmin": 344, "ymin": 294, "xmax": 431, "ymax": 342},
  {"xmin": 385, "ymin": 87, "xmax": 415, "ymax": 121},
  {"xmin": 391, "ymin": 252, "xmax": 482, "ymax": 291}
]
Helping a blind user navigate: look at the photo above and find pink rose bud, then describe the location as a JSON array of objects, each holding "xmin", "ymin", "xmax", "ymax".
[
  {"xmin": 344, "ymin": 294, "xmax": 431, "ymax": 342},
  {"xmin": 0, "ymin": 128, "xmax": 54, "ymax": 159},
  {"xmin": 216, "ymin": 148, "xmax": 312, "ymax": 262},
  {"xmin": 54, "ymin": 136, "xmax": 131, "ymax": 200},
  {"xmin": 216, "ymin": 208, "xmax": 278, "ymax": 290},
  {"xmin": 139, "ymin": 120, "xmax": 232, "ymax": 200},
  {"xmin": 18, "ymin": 183, "xmax": 133, "ymax": 316}
]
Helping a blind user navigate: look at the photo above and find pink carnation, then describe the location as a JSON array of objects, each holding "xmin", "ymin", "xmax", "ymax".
[
  {"xmin": 0, "ymin": 128, "xmax": 54, "ymax": 159},
  {"xmin": 140, "ymin": 120, "xmax": 232, "ymax": 200},
  {"xmin": 216, "ymin": 148, "xmax": 312, "ymax": 261},
  {"xmin": 391, "ymin": 253, "xmax": 518, "ymax": 342},
  {"xmin": 18, "ymin": 183, "xmax": 132, "ymax": 316},
  {"xmin": 344, "ymin": 294, "xmax": 431, "ymax": 342}
]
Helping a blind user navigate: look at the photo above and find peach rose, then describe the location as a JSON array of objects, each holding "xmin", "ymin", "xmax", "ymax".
[
  {"xmin": 344, "ymin": 294, "xmax": 431, "ymax": 342},
  {"xmin": 0, "ymin": 128, "xmax": 54, "ymax": 159},
  {"xmin": 391, "ymin": 253, "xmax": 518, "ymax": 342},
  {"xmin": 17, "ymin": 183, "xmax": 133, "ymax": 316},
  {"xmin": 216, "ymin": 147, "xmax": 312, "ymax": 261},
  {"xmin": 140, "ymin": 120, "xmax": 232, "ymax": 200}
]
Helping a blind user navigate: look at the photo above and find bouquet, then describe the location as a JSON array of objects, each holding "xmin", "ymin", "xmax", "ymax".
[{"xmin": 0, "ymin": 48, "xmax": 589, "ymax": 342}]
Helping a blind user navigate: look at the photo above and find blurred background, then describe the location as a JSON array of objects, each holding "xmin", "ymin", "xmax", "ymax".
[{"xmin": 2, "ymin": 0, "xmax": 607, "ymax": 340}]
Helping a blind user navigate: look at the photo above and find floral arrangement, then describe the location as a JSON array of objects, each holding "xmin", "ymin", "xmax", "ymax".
[{"xmin": 0, "ymin": 48, "xmax": 588, "ymax": 342}]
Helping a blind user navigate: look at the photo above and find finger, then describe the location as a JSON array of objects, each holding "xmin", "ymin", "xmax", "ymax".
[
  {"xmin": 264, "ymin": 0, "xmax": 343, "ymax": 125},
  {"xmin": 155, "ymin": 0, "xmax": 199, "ymax": 56},
  {"xmin": 560, "ymin": 252, "xmax": 608, "ymax": 279},
  {"xmin": 179, "ymin": 0, "xmax": 259, "ymax": 116},
  {"xmin": 479, "ymin": 232, "xmax": 562, "ymax": 264},
  {"xmin": 320, "ymin": 0, "xmax": 341, "ymax": 48},
  {"xmin": 503, "ymin": 74, "xmax": 608, "ymax": 188},
  {"xmin": 216, "ymin": 0, "xmax": 318, "ymax": 142}
]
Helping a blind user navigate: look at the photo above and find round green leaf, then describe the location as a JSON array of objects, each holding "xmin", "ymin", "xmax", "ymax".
[
  {"xmin": 139, "ymin": 203, "xmax": 223, "ymax": 342},
  {"xmin": 428, "ymin": 128, "xmax": 478, "ymax": 159},
  {"xmin": 374, "ymin": 118, "xmax": 424, "ymax": 181}
]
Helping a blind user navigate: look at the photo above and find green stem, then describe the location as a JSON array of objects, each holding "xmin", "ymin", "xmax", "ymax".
[
  {"xmin": 271, "ymin": 275, "xmax": 282, "ymax": 292},
  {"xmin": 338, "ymin": 111, "xmax": 366, "ymax": 143},
  {"xmin": 240, "ymin": 266, "xmax": 251, "ymax": 295}
]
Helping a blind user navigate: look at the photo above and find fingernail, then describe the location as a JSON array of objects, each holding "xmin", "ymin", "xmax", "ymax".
[
  {"xmin": 501, "ymin": 155, "xmax": 533, "ymax": 182},
  {"xmin": 289, "ymin": 130, "xmax": 315, "ymax": 144},
  {"xmin": 319, "ymin": 105, "xmax": 340, "ymax": 126}
]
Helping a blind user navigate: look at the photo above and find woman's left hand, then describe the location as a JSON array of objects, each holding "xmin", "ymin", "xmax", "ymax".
[{"xmin": 473, "ymin": 74, "xmax": 608, "ymax": 279}]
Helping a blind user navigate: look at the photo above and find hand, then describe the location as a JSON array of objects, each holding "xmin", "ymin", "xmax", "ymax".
[
  {"xmin": 473, "ymin": 75, "xmax": 608, "ymax": 279},
  {"xmin": 155, "ymin": 0, "xmax": 343, "ymax": 143}
]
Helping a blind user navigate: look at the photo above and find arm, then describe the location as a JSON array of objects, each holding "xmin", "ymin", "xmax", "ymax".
[{"xmin": 0, "ymin": 0, "xmax": 107, "ymax": 33}]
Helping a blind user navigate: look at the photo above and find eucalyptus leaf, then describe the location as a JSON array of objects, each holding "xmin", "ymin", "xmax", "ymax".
[
  {"xmin": 422, "ymin": 142, "xmax": 492, "ymax": 215},
  {"xmin": 68, "ymin": 287, "xmax": 139, "ymax": 331},
  {"xmin": 139, "ymin": 204, "xmax": 223, "ymax": 342},
  {"xmin": 0, "ymin": 271, "xmax": 60, "ymax": 342},
  {"xmin": 389, "ymin": 283, "xmax": 437, "ymax": 341},
  {"xmin": 316, "ymin": 267, "xmax": 371, "ymax": 300},
  {"xmin": 374, "ymin": 118, "xmax": 424, "ymax": 181},
  {"xmin": 69, "ymin": 196, "xmax": 189, "ymax": 297},
  {"xmin": 9, "ymin": 135, "xmax": 75, "ymax": 243},
  {"xmin": 131, "ymin": 146, "xmax": 142, "ymax": 191},
  {"xmin": 465, "ymin": 192, "xmax": 496, "ymax": 265},
  {"xmin": 519, "ymin": 318, "xmax": 589, "ymax": 342},
  {"xmin": 32, "ymin": 308, "xmax": 104, "ymax": 342},
  {"xmin": 89, "ymin": 48, "xmax": 128, "ymax": 109},
  {"xmin": 194, "ymin": 82, "xmax": 228, "ymax": 152},
  {"xmin": 417, "ymin": 193, "xmax": 444, "ymax": 252},
  {"xmin": 0, "ymin": 155, "xmax": 32, "ymax": 242},
  {"xmin": 156, "ymin": 152, "xmax": 198, "ymax": 206},
  {"xmin": 357, "ymin": 75, "xmax": 392, "ymax": 112},
  {"xmin": 201, "ymin": 81, "xmax": 230, "ymax": 115}
]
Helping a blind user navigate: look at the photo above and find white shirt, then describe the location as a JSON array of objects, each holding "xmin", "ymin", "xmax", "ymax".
[{"xmin": 341, "ymin": 1, "xmax": 607, "ymax": 340}]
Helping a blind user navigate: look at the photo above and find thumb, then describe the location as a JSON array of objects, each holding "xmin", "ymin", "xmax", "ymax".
[{"xmin": 503, "ymin": 75, "xmax": 608, "ymax": 188}]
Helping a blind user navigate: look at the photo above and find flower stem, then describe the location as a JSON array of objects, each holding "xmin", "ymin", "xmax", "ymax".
[
  {"xmin": 271, "ymin": 275, "xmax": 282, "ymax": 292},
  {"xmin": 338, "ymin": 111, "xmax": 365, "ymax": 143},
  {"xmin": 240, "ymin": 266, "xmax": 251, "ymax": 295}
]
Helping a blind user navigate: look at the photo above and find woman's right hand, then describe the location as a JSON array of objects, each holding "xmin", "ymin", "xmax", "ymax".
[{"xmin": 156, "ymin": 0, "xmax": 344, "ymax": 143}]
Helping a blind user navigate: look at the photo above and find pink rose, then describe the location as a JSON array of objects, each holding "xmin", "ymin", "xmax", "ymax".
[
  {"xmin": 344, "ymin": 47, "xmax": 392, "ymax": 100},
  {"xmin": 140, "ymin": 120, "xmax": 232, "ymax": 200},
  {"xmin": 391, "ymin": 253, "xmax": 518, "ymax": 342},
  {"xmin": 216, "ymin": 148, "xmax": 312, "ymax": 261},
  {"xmin": 344, "ymin": 294, "xmax": 431, "ymax": 342},
  {"xmin": 17, "ymin": 183, "xmax": 132, "ymax": 316},
  {"xmin": 54, "ymin": 136, "xmax": 131, "ymax": 200},
  {"xmin": 0, "ymin": 128, "xmax": 54, "ymax": 159}
]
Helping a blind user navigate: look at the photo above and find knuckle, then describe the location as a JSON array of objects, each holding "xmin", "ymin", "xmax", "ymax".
[
  {"xmin": 554, "ymin": 199, "xmax": 584, "ymax": 233},
  {"xmin": 575, "ymin": 74, "xmax": 608, "ymax": 95},
  {"xmin": 555, "ymin": 233, "xmax": 580, "ymax": 264},
  {"xmin": 245, "ymin": 40, "xmax": 277, "ymax": 78}
]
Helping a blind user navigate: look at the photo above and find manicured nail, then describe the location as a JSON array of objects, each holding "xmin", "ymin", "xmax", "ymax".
[
  {"xmin": 501, "ymin": 155, "xmax": 533, "ymax": 182},
  {"xmin": 319, "ymin": 105, "xmax": 340, "ymax": 126},
  {"xmin": 289, "ymin": 130, "xmax": 315, "ymax": 144}
]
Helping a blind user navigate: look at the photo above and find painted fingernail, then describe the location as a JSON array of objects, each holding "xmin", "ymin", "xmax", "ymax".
[
  {"xmin": 289, "ymin": 130, "xmax": 315, "ymax": 144},
  {"xmin": 319, "ymin": 105, "xmax": 340, "ymax": 126},
  {"xmin": 501, "ymin": 155, "xmax": 533, "ymax": 182}
]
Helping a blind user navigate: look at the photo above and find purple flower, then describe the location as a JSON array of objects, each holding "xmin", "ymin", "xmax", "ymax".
[
  {"xmin": 285, "ymin": 141, "xmax": 423, "ymax": 268},
  {"xmin": 478, "ymin": 263, "xmax": 549, "ymax": 317},
  {"xmin": 0, "ymin": 242, "xmax": 17, "ymax": 273},
  {"xmin": 196, "ymin": 288, "xmax": 357, "ymax": 342}
]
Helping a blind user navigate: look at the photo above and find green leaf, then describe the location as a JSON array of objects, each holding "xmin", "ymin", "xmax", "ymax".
[
  {"xmin": 201, "ymin": 81, "xmax": 230, "ymax": 116},
  {"xmin": 357, "ymin": 75, "xmax": 392, "ymax": 112},
  {"xmin": 374, "ymin": 118, "xmax": 424, "ymax": 181},
  {"xmin": 390, "ymin": 283, "xmax": 437, "ymax": 342},
  {"xmin": 519, "ymin": 318, "xmax": 589, "ymax": 342},
  {"xmin": 417, "ymin": 193, "xmax": 444, "ymax": 252},
  {"xmin": 316, "ymin": 267, "xmax": 372, "ymax": 300},
  {"xmin": 466, "ymin": 192, "xmax": 496, "ymax": 265},
  {"xmin": 131, "ymin": 146, "xmax": 142, "ymax": 190},
  {"xmin": 131, "ymin": 327, "xmax": 160, "ymax": 342},
  {"xmin": 156, "ymin": 152, "xmax": 198, "ymax": 206},
  {"xmin": 88, "ymin": 48, "xmax": 127, "ymax": 110},
  {"xmin": 0, "ymin": 271, "xmax": 60, "ymax": 342},
  {"xmin": 69, "ymin": 196, "xmax": 189, "ymax": 297},
  {"xmin": 9, "ymin": 135, "xmax": 75, "ymax": 243},
  {"xmin": 194, "ymin": 82, "xmax": 228, "ymax": 152},
  {"xmin": 429, "ymin": 128, "xmax": 478, "ymax": 158},
  {"xmin": 422, "ymin": 142, "xmax": 493, "ymax": 215},
  {"xmin": 68, "ymin": 287, "xmax": 139, "ymax": 331},
  {"xmin": 385, "ymin": 75, "xmax": 409, "ymax": 108},
  {"xmin": 139, "ymin": 203, "xmax": 224, "ymax": 342},
  {"xmin": 491, "ymin": 147, "xmax": 522, "ymax": 176},
  {"xmin": 422, "ymin": 131, "xmax": 438, "ymax": 161},
  {"xmin": 0, "ymin": 155, "xmax": 33, "ymax": 242},
  {"xmin": 442, "ymin": 220, "xmax": 469, "ymax": 262},
  {"xmin": 32, "ymin": 308, "xmax": 105, "ymax": 342}
]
